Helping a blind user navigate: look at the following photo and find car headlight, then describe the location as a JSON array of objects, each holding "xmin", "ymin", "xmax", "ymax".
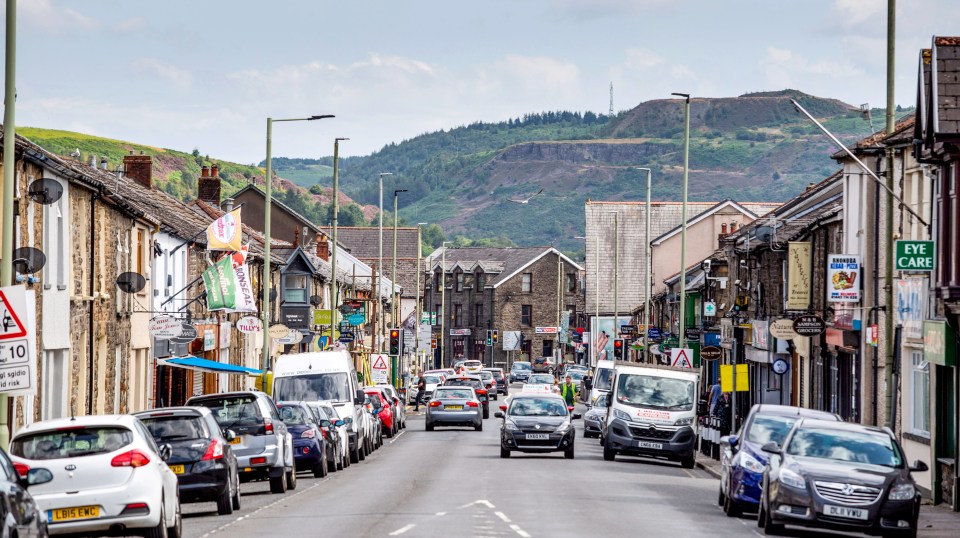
[
  {"xmin": 674, "ymin": 417, "xmax": 694, "ymax": 426},
  {"xmin": 779, "ymin": 467, "xmax": 806, "ymax": 490},
  {"xmin": 888, "ymin": 483, "xmax": 916, "ymax": 500},
  {"xmin": 555, "ymin": 421, "xmax": 572, "ymax": 434},
  {"xmin": 739, "ymin": 451, "xmax": 765, "ymax": 474},
  {"xmin": 504, "ymin": 420, "xmax": 520, "ymax": 432},
  {"xmin": 614, "ymin": 409, "xmax": 632, "ymax": 422}
]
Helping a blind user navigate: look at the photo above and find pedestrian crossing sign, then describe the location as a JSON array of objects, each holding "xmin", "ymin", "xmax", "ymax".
[
  {"xmin": 670, "ymin": 348, "xmax": 693, "ymax": 368},
  {"xmin": 0, "ymin": 290, "xmax": 28, "ymax": 340},
  {"xmin": 372, "ymin": 355, "xmax": 388, "ymax": 370}
]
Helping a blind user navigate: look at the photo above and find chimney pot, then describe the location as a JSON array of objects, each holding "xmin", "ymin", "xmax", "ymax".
[
  {"xmin": 100, "ymin": 157, "xmax": 108, "ymax": 170},
  {"xmin": 316, "ymin": 234, "xmax": 330, "ymax": 261},
  {"xmin": 201, "ymin": 166, "xmax": 210, "ymax": 178},
  {"xmin": 123, "ymin": 153, "xmax": 153, "ymax": 189},
  {"xmin": 212, "ymin": 163, "xmax": 219, "ymax": 178},
  {"xmin": 197, "ymin": 163, "xmax": 221, "ymax": 206},
  {"xmin": 721, "ymin": 223, "xmax": 728, "ymax": 234}
]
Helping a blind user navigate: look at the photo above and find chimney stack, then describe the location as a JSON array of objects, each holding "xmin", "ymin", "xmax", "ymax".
[
  {"xmin": 198, "ymin": 162, "xmax": 222, "ymax": 206},
  {"xmin": 123, "ymin": 151, "xmax": 153, "ymax": 189},
  {"xmin": 730, "ymin": 221, "xmax": 738, "ymax": 232},
  {"xmin": 88, "ymin": 155, "xmax": 97, "ymax": 168},
  {"xmin": 316, "ymin": 232, "xmax": 330, "ymax": 261}
]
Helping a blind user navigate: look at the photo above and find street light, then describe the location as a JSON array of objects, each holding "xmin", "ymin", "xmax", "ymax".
[
  {"xmin": 414, "ymin": 222, "xmax": 427, "ymax": 371},
  {"xmin": 262, "ymin": 114, "xmax": 334, "ymax": 374},
  {"xmin": 439, "ymin": 240, "xmax": 454, "ymax": 368},
  {"xmin": 607, "ymin": 211, "xmax": 620, "ymax": 346},
  {"xmin": 391, "ymin": 189, "xmax": 408, "ymax": 386},
  {"xmin": 377, "ymin": 172, "xmax": 393, "ymax": 352},
  {"xmin": 329, "ymin": 137, "xmax": 349, "ymax": 351},
  {"xmin": 672, "ymin": 92, "xmax": 691, "ymax": 348},
  {"xmin": 636, "ymin": 167, "xmax": 653, "ymax": 362}
]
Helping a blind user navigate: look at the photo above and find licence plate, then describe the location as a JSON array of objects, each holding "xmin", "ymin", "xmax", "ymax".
[
  {"xmin": 445, "ymin": 405, "xmax": 463, "ymax": 411},
  {"xmin": 823, "ymin": 504, "xmax": 868, "ymax": 520},
  {"xmin": 49, "ymin": 506, "xmax": 100, "ymax": 522},
  {"xmin": 230, "ymin": 436, "xmax": 242, "ymax": 445},
  {"xmin": 170, "ymin": 464, "xmax": 185, "ymax": 475},
  {"xmin": 525, "ymin": 434, "xmax": 549, "ymax": 440},
  {"xmin": 637, "ymin": 441, "xmax": 663, "ymax": 449}
]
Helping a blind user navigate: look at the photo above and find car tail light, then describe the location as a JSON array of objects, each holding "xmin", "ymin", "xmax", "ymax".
[
  {"xmin": 120, "ymin": 503, "xmax": 150, "ymax": 516},
  {"xmin": 250, "ymin": 457, "xmax": 267, "ymax": 465},
  {"xmin": 202, "ymin": 439, "xmax": 223, "ymax": 461},
  {"xmin": 429, "ymin": 401, "xmax": 442, "ymax": 407},
  {"xmin": 13, "ymin": 463, "xmax": 29, "ymax": 478},
  {"xmin": 319, "ymin": 428, "xmax": 328, "ymax": 439},
  {"xmin": 301, "ymin": 429, "xmax": 316, "ymax": 439},
  {"xmin": 499, "ymin": 405, "xmax": 507, "ymax": 411},
  {"xmin": 466, "ymin": 401, "xmax": 479, "ymax": 408},
  {"xmin": 302, "ymin": 447, "xmax": 310, "ymax": 454},
  {"xmin": 476, "ymin": 389, "xmax": 487, "ymax": 395},
  {"xmin": 264, "ymin": 419, "xmax": 274, "ymax": 434},
  {"xmin": 111, "ymin": 449, "xmax": 151, "ymax": 468}
]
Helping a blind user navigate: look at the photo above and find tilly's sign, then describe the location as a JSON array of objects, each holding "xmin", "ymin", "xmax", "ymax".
[{"xmin": 895, "ymin": 240, "xmax": 934, "ymax": 272}]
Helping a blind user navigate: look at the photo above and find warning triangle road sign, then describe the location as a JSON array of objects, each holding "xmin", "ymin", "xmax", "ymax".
[
  {"xmin": 372, "ymin": 355, "xmax": 388, "ymax": 369},
  {"xmin": 670, "ymin": 348, "xmax": 693, "ymax": 368},
  {"xmin": 0, "ymin": 290, "xmax": 27, "ymax": 340}
]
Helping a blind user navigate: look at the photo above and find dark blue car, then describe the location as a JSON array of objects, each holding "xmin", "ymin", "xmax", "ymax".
[
  {"xmin": 277, "ymin": 402, "xmax": 328, "ymax": 478},
  {"xmin": 718, "ymin": 404, "xmax": 839, "ymax": 517}
]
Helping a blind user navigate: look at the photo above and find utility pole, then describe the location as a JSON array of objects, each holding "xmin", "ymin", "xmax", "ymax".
[
  {"xmin": 638, "ymin": 168, "xmax": 652, "ymax": 363},
  {"xmin": 415, "ymin": 224, "xmax": 425, "ymax": 371},
  {"xmin": 330, "ymin": 138, "xmax": 348, "ymax": 349},
  {"xmin": 0, "ymin": 0, "xmax": 18, "ymax": 448},
  {"xmin": 884, "ymin": 0, "xmax": 896, "ymax": 429},
  {"xmin": 392, "ymin": 189, "xmax": 407, "ymax": 385},
  {"xmin": 672, "ymin": 92, "xmax": 691, "ymax": 348},
  {"xmin": 377, "ymin": 172, "xmax": 392, "ymax": 352}
]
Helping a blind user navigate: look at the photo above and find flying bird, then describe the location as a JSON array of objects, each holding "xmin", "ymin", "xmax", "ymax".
[{"xmin": 508, "ymin": 188, "xmax": 544, "ymax": 204}]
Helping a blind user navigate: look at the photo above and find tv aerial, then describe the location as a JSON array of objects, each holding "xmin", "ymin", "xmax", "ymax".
[
  {"xmin": 116, "ymin": 272, "xmax": 147, "ymax": 294},
  {"xmin": 12, "ymin": 247, "xmax": 46, "ymax": 274},
  {"xmin": 27, "ymin": 178, "xmax": 64, "ymax": 205}
]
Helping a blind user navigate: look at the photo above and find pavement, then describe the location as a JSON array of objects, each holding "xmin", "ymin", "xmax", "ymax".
[{"xmin": 696, "ymin": 448, "xmax": 960, "ymax": 537}]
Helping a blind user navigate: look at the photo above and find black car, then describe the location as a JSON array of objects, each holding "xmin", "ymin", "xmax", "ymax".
[
  {"xmin": 442, "ymin": 375, "xmax": 490, "ymax": 418},
  {"xmin": 484, "ymin": 368, "xmax": 509, "ymax": 396},
  {"xmin": 495, "ymin": 393, "xmax": 580, "ymax": 459},
  {"xmin": 0, "ymin": 446, "xmax": 51, "ymax": 538},
  {"xmin": 759, "ymin": 418, "xmax": 926, "ymax": 537},
  {"xmin": 135, "ymin": 406, "xmax": 241, "ymax": 515}
]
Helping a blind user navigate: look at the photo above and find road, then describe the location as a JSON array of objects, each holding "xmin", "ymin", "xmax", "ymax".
[{"xmin": 176, "ymin": 389, "xmax": 879, "ymax": 538}]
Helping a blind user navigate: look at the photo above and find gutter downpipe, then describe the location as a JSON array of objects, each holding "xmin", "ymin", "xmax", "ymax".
[
  {"xmin": 0, "ymin": 0, "xmax": 17, "ymax": 447},
  {"xmin": 88, "ymin": 186, "xmax": 103, "ymax": 415}
]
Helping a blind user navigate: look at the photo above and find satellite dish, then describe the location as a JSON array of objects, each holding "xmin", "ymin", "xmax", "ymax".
[
  {"xmin": 27, "ymin": 178, "xmax": 64, "ymax": 205},
  {"xmin": 116, "ymin": 272, "xmax": 147, "ymax": 294},
  {"xmin": 755, "ymin": 225, "xmax": 775, "ymax": 244},
  {"xmin": 310, "ymin": 294, "xmax": 322, "ymax": 307},
  {"xmin": 12, "ymin": 247, "xmax": 46, "ymax": 274}
]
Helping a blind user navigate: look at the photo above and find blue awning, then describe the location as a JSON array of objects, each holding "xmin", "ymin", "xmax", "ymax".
[{"xmin": 159, "ymin": 356, "xmax": 262, "ymax": 376}]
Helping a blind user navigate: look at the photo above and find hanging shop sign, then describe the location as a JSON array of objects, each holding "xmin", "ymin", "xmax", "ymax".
[
  {"xmin": 787, "ymin": 242, "xmax": 812, "ymax": 309},
  {"xmin": 827, "ymin": 254, "xmax": 861, "ymax": 302},
  {"xmin": 895, "ymin": 240, "xmax": 935, "ymax": 272},
  {"xmin": 769, "ymin": 319, "xmax": 798, "ymax": 340},
  {"xmin": 792, "ymin": 315, "xmax": 826, "ymax": 337}
]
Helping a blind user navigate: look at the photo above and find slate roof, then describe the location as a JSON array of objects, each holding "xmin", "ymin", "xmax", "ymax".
[
  {"xmin": 933, "ymin": 36, "xmax": 960, "ymax": 137},
  {"xmin": 651, "ymin": 199, "xmax": 764, "ymax": 245},
  {"xmin": 233, "ymin": 184, "xmax": 322, "ymax": 234},
  {"xmin": 831, "ymin": 114, "xmax": 916, "ymax": 158},
  {"xmin": 323, "ymin": 226, "xmax": 420, "ymax": 259},
  {"xmin": 427, "ymin": 246, "xmax": 582, "ymax": 288}
]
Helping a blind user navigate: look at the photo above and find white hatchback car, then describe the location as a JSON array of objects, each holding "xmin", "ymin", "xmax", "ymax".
[{"xmin": 9, "ymin": 415, "xmax": 181, "ymax": 538}]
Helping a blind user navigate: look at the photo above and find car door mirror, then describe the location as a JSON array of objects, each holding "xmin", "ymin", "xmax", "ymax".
[
  {"xmin": 344, "ymin": 417, "xmax": 353, "ymax": 425},
  {"xmin": 319, "ymin": 420, "xmax": 332, "ymax": 428},
  {"xmin": 494, "ymin": 412, "xmax": 504, "ymax": 419},
  {"xmin": 720, "ymin": 434, "xmax": 738, "ymax": 449},
  {"xmin": 760, "ymin": 441, "xmax": 781, "ymax": 454},
  {"xmin": 224, "ymin": 429, "xmax": 237, "ymax": 442},
  {"xmin": 22, "ymin": 468, "xmax": 53, "ymax": 488},
  {"xmin": 697, "ymin": 399, "xmax": 708, "ymax": 416},
  {"xmin": 909, "ymin": 460, "xmax": 929, "ymax": 473},
  {"xmin": 572, "ymin": 413, "xmax": 582, "ymax": 420},
  {"xmin": 159, "ymin": 443, "xmax": 173, "ymax": 461},
  {"xmin": 355, "ymin": 389, "xmax": 366, "ymax": 404},
  {"xmin": 335, "ymin": 420, "xmax": 344, "ymax": 427}
]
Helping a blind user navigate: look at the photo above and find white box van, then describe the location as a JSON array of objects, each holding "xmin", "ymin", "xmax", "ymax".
[
  {"xmin": 602, "ymin": 364, "xmax": 699, "ymax": 468},
  {"xmin": 272, "ymin": 351, "xmax": 366, "ymax": 464},
  {"xmin": 588, "ymin": 360, "xmax": 615, "ymax": 405}
]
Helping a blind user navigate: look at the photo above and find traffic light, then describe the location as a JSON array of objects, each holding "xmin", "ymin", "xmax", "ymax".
[
  {"xmin": 492, "ymin": 330, "xmax": 499, "ymax": 345},
  {"xmin": 613, "ymin": 338, "xmax": 625, "ymax": 360},
  {"xmin": 486, "ymin": 330, "xmax": 492, "ymax": 346},
  {"xmin": 389, "ymin": 329, "xmax": 401, "ymax": 356}
]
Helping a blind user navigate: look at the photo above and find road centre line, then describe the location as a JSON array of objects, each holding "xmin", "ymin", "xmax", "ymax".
[
  {"xmin": 510, "ymin": 524, "xmax": 532, "ymax": 538},
  {"xmin": 389, "ymin": 430, "xmax": 407, "ymax": 444},
  {"xmin": 494, "ymin": 511, "xmax": 511, "ymax": 523},
  {"xmin": 388, "ymin": 524, "xmax": 416, "ymax": 536}
]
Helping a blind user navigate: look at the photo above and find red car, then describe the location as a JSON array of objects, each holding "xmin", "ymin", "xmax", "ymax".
[{"xmin": 364, "ymin": 389, "xmax": 396, "ymax": 437}]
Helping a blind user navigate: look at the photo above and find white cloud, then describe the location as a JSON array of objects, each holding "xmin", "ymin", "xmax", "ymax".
[
  {"xmin": 549, "ymin": 0, "xmax": 671, "ymax": 20},
  {"xmin": 19, "ymin": 0, "xmax": 99, "ymax": 32},
  {"xmin": 132, "ymin": 58, "xmax": 193, "ymax": 91},
  {"xmin": 830, "ymin": 0, "xmax": 885, "ymax": 28},
  {"xmin": 624, "ymin": 48, "xmax": 666, "ymax": 70},
  {"xmin": 761, "ymin": 47, "xmax": 864, "ymax": 88}
]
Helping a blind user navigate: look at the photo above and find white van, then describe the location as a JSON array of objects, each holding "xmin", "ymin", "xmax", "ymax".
[
  {"xmin": 272, "ymin": 351, "xmax": 366, "ymax": 464},
  {"xmin": 602, "ymin": 364, "xmax": 699, "ymax": 468},
  {"xmin": 588, "ymin": 360, "xmax": 615, "ymax": 405}
]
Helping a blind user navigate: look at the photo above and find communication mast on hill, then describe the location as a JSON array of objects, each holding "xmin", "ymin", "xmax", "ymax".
[{"xmin": 609, "ymin": 82, "xmax": 614, "ymax": 116}]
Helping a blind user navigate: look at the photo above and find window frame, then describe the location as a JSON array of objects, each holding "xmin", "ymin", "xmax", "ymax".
[
  {"xmin": 521, "ymin": 273, "xmax": 533, "ymax": 293},
  {"xmin": 521, "ymin": 304, "xmax": 533, "ymax": 326},
  {"xmin": 283, "ymin": 273, "xmax": 309, "ymax": 304},
  {"xmin": 566, "ymin": 273, "xmax": 577, "ymax": 293},
  {"xmin": 454, "ymin": 304, "xmax": 463, "ymax": 327},
  {"xmin": 910, "ymin": 350, "xmax": 931, "ymax": 437}
]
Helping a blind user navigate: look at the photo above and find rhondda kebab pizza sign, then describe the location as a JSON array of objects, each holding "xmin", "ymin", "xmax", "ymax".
[{"xmin": 827, "ymin": 255, "xmax": 861, "ymax": 303}]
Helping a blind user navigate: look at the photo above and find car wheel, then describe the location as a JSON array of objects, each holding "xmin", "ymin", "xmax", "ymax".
[
  {"xmin": 350, "ymin": 442, "xmax": 360, "ymax": 464},
  {"xmin": 167, "ymin": 500, "xmax": 182, "ymax": 538},
  {"xmin": 231, "ymin": 474, "xmax": 241, "ymax": 511},
  {"xmin": 313, "ymin": 460, "xmax": 327, "ymax": 478},
  {"xmin": 500, "ymin": 447, "xmax": 511, "ymax": 458},
  {"xmin": 680, "ymin": 454, "xmax": 695, "ymax": 469},
  {"xmin": 385, "ymin": 425, "xmax": 394, "ymax": 438},
  {"xmin": 718, "ymin": 486, "xmax": 725, "ymax": 507},
  {"xmin": 269, "ymin": 470, "xmax": 287, "ymax": 494},
  {"xmin": 143, "ymin": 498, "xmax": 166, "ymax": 538},
  {"xmin": 761, "ymin": 495, "xmax": 784, "ymax": 535},
  {"xmin": 723, "ymin": 484, "xmax": 742, "ymax": 517},
  {"xmin": 426, "ymin": 421, "xmax": 435, "ymax": 431},
  {"xmin": 482, "ymin": 408, "xmax": 489, "ymax": 419},
  {"xmin": 216, "ymin": 484, "xmax": 234, "ymax": 515},
  {"xmin": 564, "ymin": 445, "xmax": 575, "ymax": 459},
  {"xmin": 475, "ymin": 421, "xmax": 483, "ymax": 432},
  {"xmin": 286, "ymin": 467, "xmax": 298, "ymax": 490},
  {"xmin": 602, "ymin": 444, "xmax": 616, "ymax": 462}
]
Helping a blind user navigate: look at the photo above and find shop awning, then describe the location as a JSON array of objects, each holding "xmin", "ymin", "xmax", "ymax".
[{"xmin": 158, "ymin": 357, "xmax": 262, "ymax": 376}]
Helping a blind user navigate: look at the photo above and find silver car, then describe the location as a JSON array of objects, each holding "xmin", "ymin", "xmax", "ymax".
[
  {"xmin": 186, "ymin": 390, "xmax": 296, "ymax": 494},
  {"xmin": 376, "ymin": 384, "xmax": 406, "ymax": 430},
  {"xmin": 425, "ymin": 387, "xmax": 483, "ymax": 431},
  {"xmin": 583, "ymin": 394, "xmax": 608, "ymax": 439}
]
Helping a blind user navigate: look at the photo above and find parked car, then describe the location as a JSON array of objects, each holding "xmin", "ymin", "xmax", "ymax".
[
  {"xmin": 426, "ymin": 387, "xmax": 483, "ymax": 431},
  {"xmin": 356, "ymin": 397, "xmax": 379, "ymax": 461},
  {"xmin": 531, "ymin": 356, "xmax": 555, "ymax": 374},
  {"xmin": 510, "ymin": 361, "xmax": 532, "ymax": 383},
  {"xmin": 719, "ymin": 404, "xmax": 840, "ymax": 518},
  {"xmin": 307, "ymin": 402, "xmax": 350, "ymax": 472},
  {"xmin": 478, "ymin": 370, "xmax": 498, "ymax": 400},
  {"xmin": 375, "ymin": 384, "xmax": 406, "ymax": 430},
  {"xmin": 484, "ymin": 368, "xmax": 509, "ymax": 395},
  {"xmin": 495, "ymin": 393, "xmax": 580, "ymax": 459},
  {"xmin": 758, "ymin": 419, "xmax": 926, "ymax": 537},
  {"xmin": 408, "ymin": 373, "xmax": 444, "ymax": 405},
  {"xmin": 0, "ymin": 446, "xmax": 52, "ymax": 538},
  {"xmin": 583, "ymin": 393, "xmax": 608, "ymax": 439},
  {"xmin": 135, "ymin": 406, "xmax": 241, "ymax": 515},
  {"xmin": 9, "ymin": 415, "xmax": 182, "ymax": 538},
  {"xmin": 462, "ymin": 360, "xmax": 483, "ymax": 374},
  {"xmin": 442, "ymin": 375, "xmax": 490, "ymax": 419},
  {"xmin": 364, "ymin": 388, "xmax": 396, "ymax": 437},
  {"xmin": 277, "ymin": 402, "xmax": 329, "ymax": 478},
  {"xmin": 186, "ymin": 390, "xmax": 296, "ymax": 494}
]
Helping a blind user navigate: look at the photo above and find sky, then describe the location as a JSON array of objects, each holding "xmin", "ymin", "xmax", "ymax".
[{"xmin": 4, "ymin": 0, "xmax": 960, "ymax": 163}]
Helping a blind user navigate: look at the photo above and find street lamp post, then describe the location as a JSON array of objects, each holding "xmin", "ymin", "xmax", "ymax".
[
  {"xmin": 637, "ymin": 168, "xmax": 652, "ymax": 362},
  {"xmin": 415, "ymin": 223, "xmax": 426, "ymax": 371},
  {"xmin": 672, "ymin": 92, "xmax": 691, "ymax": 348},
  {"xmin": 607, "ymin": 211, "xmax": 620, "ymax": 344},
  {"xmin": 391, "ymin": 189, "xmax": 407, "ymax": 386},
  {"xmin": 262, "ymin": 114, "xmax": 334, "ymax": 375},
  {"xmin": 377, "ymin": 172, "xmax": 392, "ymax": 352},
  {"xmin": 439, "ymin": 241, "xmax": 453, "ymax": 367},
  {"xmin": 329, "ymin": 137, "xmax": 349, "ymax": 352}
]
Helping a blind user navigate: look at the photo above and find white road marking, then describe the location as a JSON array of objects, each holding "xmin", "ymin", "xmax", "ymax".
[
  {"xmin": 460, "ymin": 499, "xmax": 496, "ymax": 509},
  {"xmin": 389, "ymin": 430, "xmax": 407, "ymax": 444},
  {"xmin": 198, "ymin": 478, "xmax": 327, "ymax": 538},
  {"xmin": 389, "ymin": 524, "xmax": 416, "ymax": 536},
  {"xmin": 510, "ymin": 524, "xmax": 531, "ymax": 537},
  {"xmin": 435, "ymin": 511, "xmax": 447, "ymax": 516},
  {"xmin": 494, "ymin": 511, "xmax": 511, "ymax": 523}
]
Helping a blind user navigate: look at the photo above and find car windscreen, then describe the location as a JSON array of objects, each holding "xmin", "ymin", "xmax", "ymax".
[
  {"xmin": 274, "ymin": 373, "xmax": 352, "ymax": 403},
  {"xmin": 512, "ymin": 363, "xmax": 532, "ymax": 370},
  {"xmin": 479, "ymin": 371, "xmax": 493, "ymax": 380},
  {"xmin": 592, "ymin": 394, "xmax": 608, "ymax": 408},
  {"xmin": 615, "ymin": 374, "xmax": 695, "ymax": 411},
  {"xmin": 444, "ymin": 379, "xmax": 481, "ymax": 389},
  {"xmin": 568, "ymin": 372, "xmax": 584, "ymax": 380},
  {"xmin": 140, "ymin": 416, "xmax": 207, "ymax": 442},
  {"xmin": 12, "ymin": 427, "xmax": 133, "ymax": 460},
  {"xmin": 786, "ymin": 427, "xmax": 903, "ymax": 467},
  {"xmin": 745, "ymin": 415, "xmax": 798, "ymax": 446},
  {"xmin": 278, "ymin": 405, "xmax": 311, "ymax": 425},
  {"xmin": 435, "ymin": 389, "xmax": 474, "ymax": 400},
  {"xmin": 594, "ymin": 368, "xmax": 613, "ymax": 391},
  {"xmin": 192, "ymin": 395, "xmax": 263, "ymax": 429},
  {"xmin": 423, "ymin": 375, "xmax": 441, "ymax": 384},
  {"xmin": 509, "ymin": 398, "xmax": 568, "ymax": 417},
  {"xmin": 528, "ymin": 374, "xmax": 554, "ymax": 384}
]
